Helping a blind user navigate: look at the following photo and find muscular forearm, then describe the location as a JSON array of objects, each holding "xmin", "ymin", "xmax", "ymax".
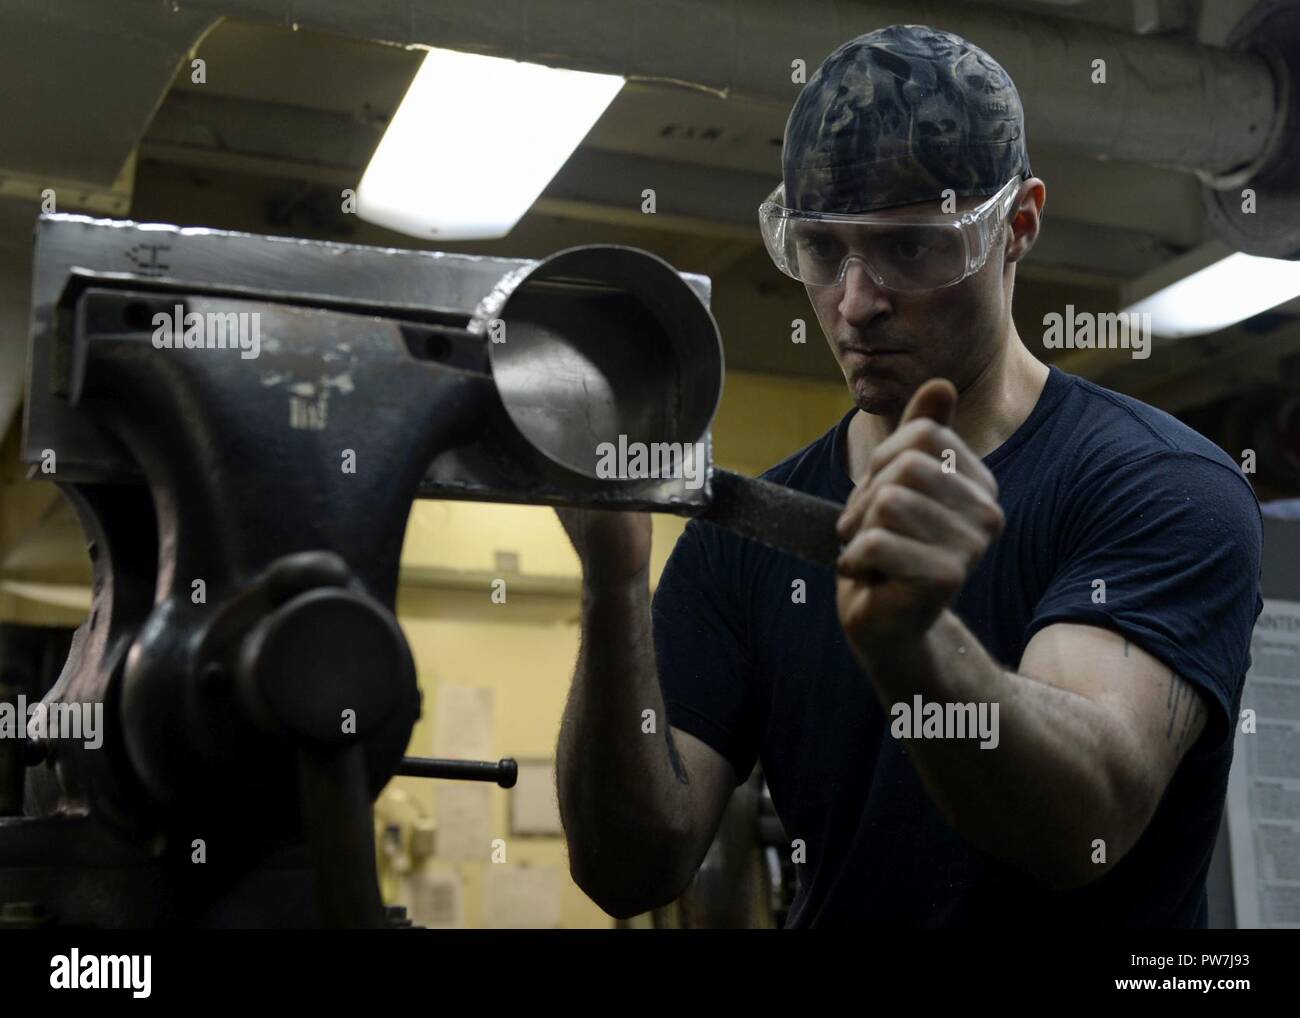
[
  {"xmin": 861, "ymin": 610, "xmax": 1149, "ymax": 889},
  {"xmin": 555, "ymin": 575, "xmax": 694, "ymax": 912}
]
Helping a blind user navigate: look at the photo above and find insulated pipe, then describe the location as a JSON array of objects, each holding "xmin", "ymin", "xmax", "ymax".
[{"xmin": 169, "ymin": 0, "xmax": 1282, "ymax": 180}]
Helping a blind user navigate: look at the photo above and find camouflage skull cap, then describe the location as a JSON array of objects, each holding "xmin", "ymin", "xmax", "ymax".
[{"xmin": 782, "ymin": 24, "xmax": 1031, "ymax": 214}]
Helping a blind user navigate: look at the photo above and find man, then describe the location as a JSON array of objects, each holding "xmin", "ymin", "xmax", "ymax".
[{"xmin": 555, "ymin": 24, "xmax": 1262, "ymax": 927}]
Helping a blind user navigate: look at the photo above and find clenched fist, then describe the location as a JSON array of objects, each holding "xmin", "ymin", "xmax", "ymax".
[{"xmin": 835, "ymin": 378, "xmax": 1004, "ymax": 660}]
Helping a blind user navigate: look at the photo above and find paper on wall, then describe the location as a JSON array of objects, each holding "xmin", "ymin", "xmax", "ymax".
[
  {"xmin": 434, "ymin": 685, "xmax": 493, "ymax": 760},
  {"xmin": 435, "ymin": 782, "xmax": 492, "ymax": 863},
  {"xmin": 511, "ymin": 759, "xmax": 562, "ymax": 835},
  {"xmin": 1226, "ymin": 597, "xmax": 1300, "ymax": 927},
  {"xmin": 405, "ymin": 869, "xmax": 463, "ymax": 928},
  {"xmin": 485, "ymin": 864, "xmax": 561, "ymax": 928}
]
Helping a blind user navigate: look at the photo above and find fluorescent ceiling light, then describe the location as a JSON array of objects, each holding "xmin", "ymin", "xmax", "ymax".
[
  {"xmin": 1123, "ymin": 250, "xmax": 1300, "ymax": 338},
  {"xmin": 357, "ymin": 48, "xmax": 623, "ymax": 241}
]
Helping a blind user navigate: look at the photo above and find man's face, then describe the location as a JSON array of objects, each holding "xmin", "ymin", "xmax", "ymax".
[{"xmin": 804, "ymin": 195, "xmax": 1010, "ymax": 418}]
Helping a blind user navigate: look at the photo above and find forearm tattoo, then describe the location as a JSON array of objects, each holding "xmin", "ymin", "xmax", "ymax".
[{"xmin": 1165, "ymin": 669, "xmax": 1203, "ymax": 752}]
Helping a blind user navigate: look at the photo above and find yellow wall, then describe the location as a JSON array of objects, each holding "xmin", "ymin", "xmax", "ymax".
[{"xmin": 388, "ymin": 368, "xmax": 850, "ymax": 927}]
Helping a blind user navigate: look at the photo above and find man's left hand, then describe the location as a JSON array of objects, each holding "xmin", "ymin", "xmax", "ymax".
[{"xmin": 835, "ymin": 378, "xmax": 1005, "ymax": 661}]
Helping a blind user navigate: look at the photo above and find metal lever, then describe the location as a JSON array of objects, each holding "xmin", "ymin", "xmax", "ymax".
[
  {"xmin": 298, "ymin": 746, "xmax": 386, "ymax": 929},
  {"xmin": 397, "ymin": 756, "xmax": 518, "ymax": 788}
]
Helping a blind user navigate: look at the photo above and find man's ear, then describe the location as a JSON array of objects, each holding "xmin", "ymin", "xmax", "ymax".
[{"xmin": 1004, "ymin": 177, "xmax": 1046, "ymax": 265}]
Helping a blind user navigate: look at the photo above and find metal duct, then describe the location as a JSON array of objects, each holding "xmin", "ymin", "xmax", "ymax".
[
  {"xmin": 0, "ymin": 0, "xmax": 216, "ymax": 189},
  {"xmin": 147, "ymin": 0, "xmax": 1281, "ymax": 182}
]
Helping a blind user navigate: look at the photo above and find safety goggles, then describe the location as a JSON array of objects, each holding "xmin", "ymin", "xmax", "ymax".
[{"xmin": 758, "ymin": 176, "xmax": 1022, "ymax": 292}]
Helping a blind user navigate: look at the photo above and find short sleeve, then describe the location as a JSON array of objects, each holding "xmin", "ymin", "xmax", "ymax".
[
  {"xmin": 651, "ymin": 520, "xmax": 762, "ymax": 785},
  {"xmin": 1025, "ymin": 451, "xmax": 1263, "ymax": 744}
]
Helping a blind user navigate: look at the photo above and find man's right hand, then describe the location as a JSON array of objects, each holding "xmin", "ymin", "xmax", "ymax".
[{"xmin": 555, "ymin": 507, "xmax": 652, "ymax": 589}]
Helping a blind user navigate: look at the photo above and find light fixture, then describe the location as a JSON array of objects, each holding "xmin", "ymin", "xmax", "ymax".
[
  {"xmin": 357, "ymin": 47, "xmax": 624, "ymax": 241},
  {"xmin": 1122, "ymin": 241, "xmax": 1300, "ymax": 338}
]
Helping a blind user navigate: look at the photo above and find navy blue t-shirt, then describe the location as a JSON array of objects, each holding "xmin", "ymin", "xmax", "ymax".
[{"xmin": 652, "ymin": 365, "xmax": 1263, "ymax": 927}]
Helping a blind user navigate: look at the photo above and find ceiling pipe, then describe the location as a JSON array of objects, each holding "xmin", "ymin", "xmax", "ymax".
[
  {"xmin": 149, "ymin": 0, "xmax": 1300, "ymax": 254},
  {"xmin": 0, "ymin": 1, "xmax": 217, "ymax": 189},
  {"xmin": 154, "ymin": 0, "xmax": 1280, "ymax": 181}
]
